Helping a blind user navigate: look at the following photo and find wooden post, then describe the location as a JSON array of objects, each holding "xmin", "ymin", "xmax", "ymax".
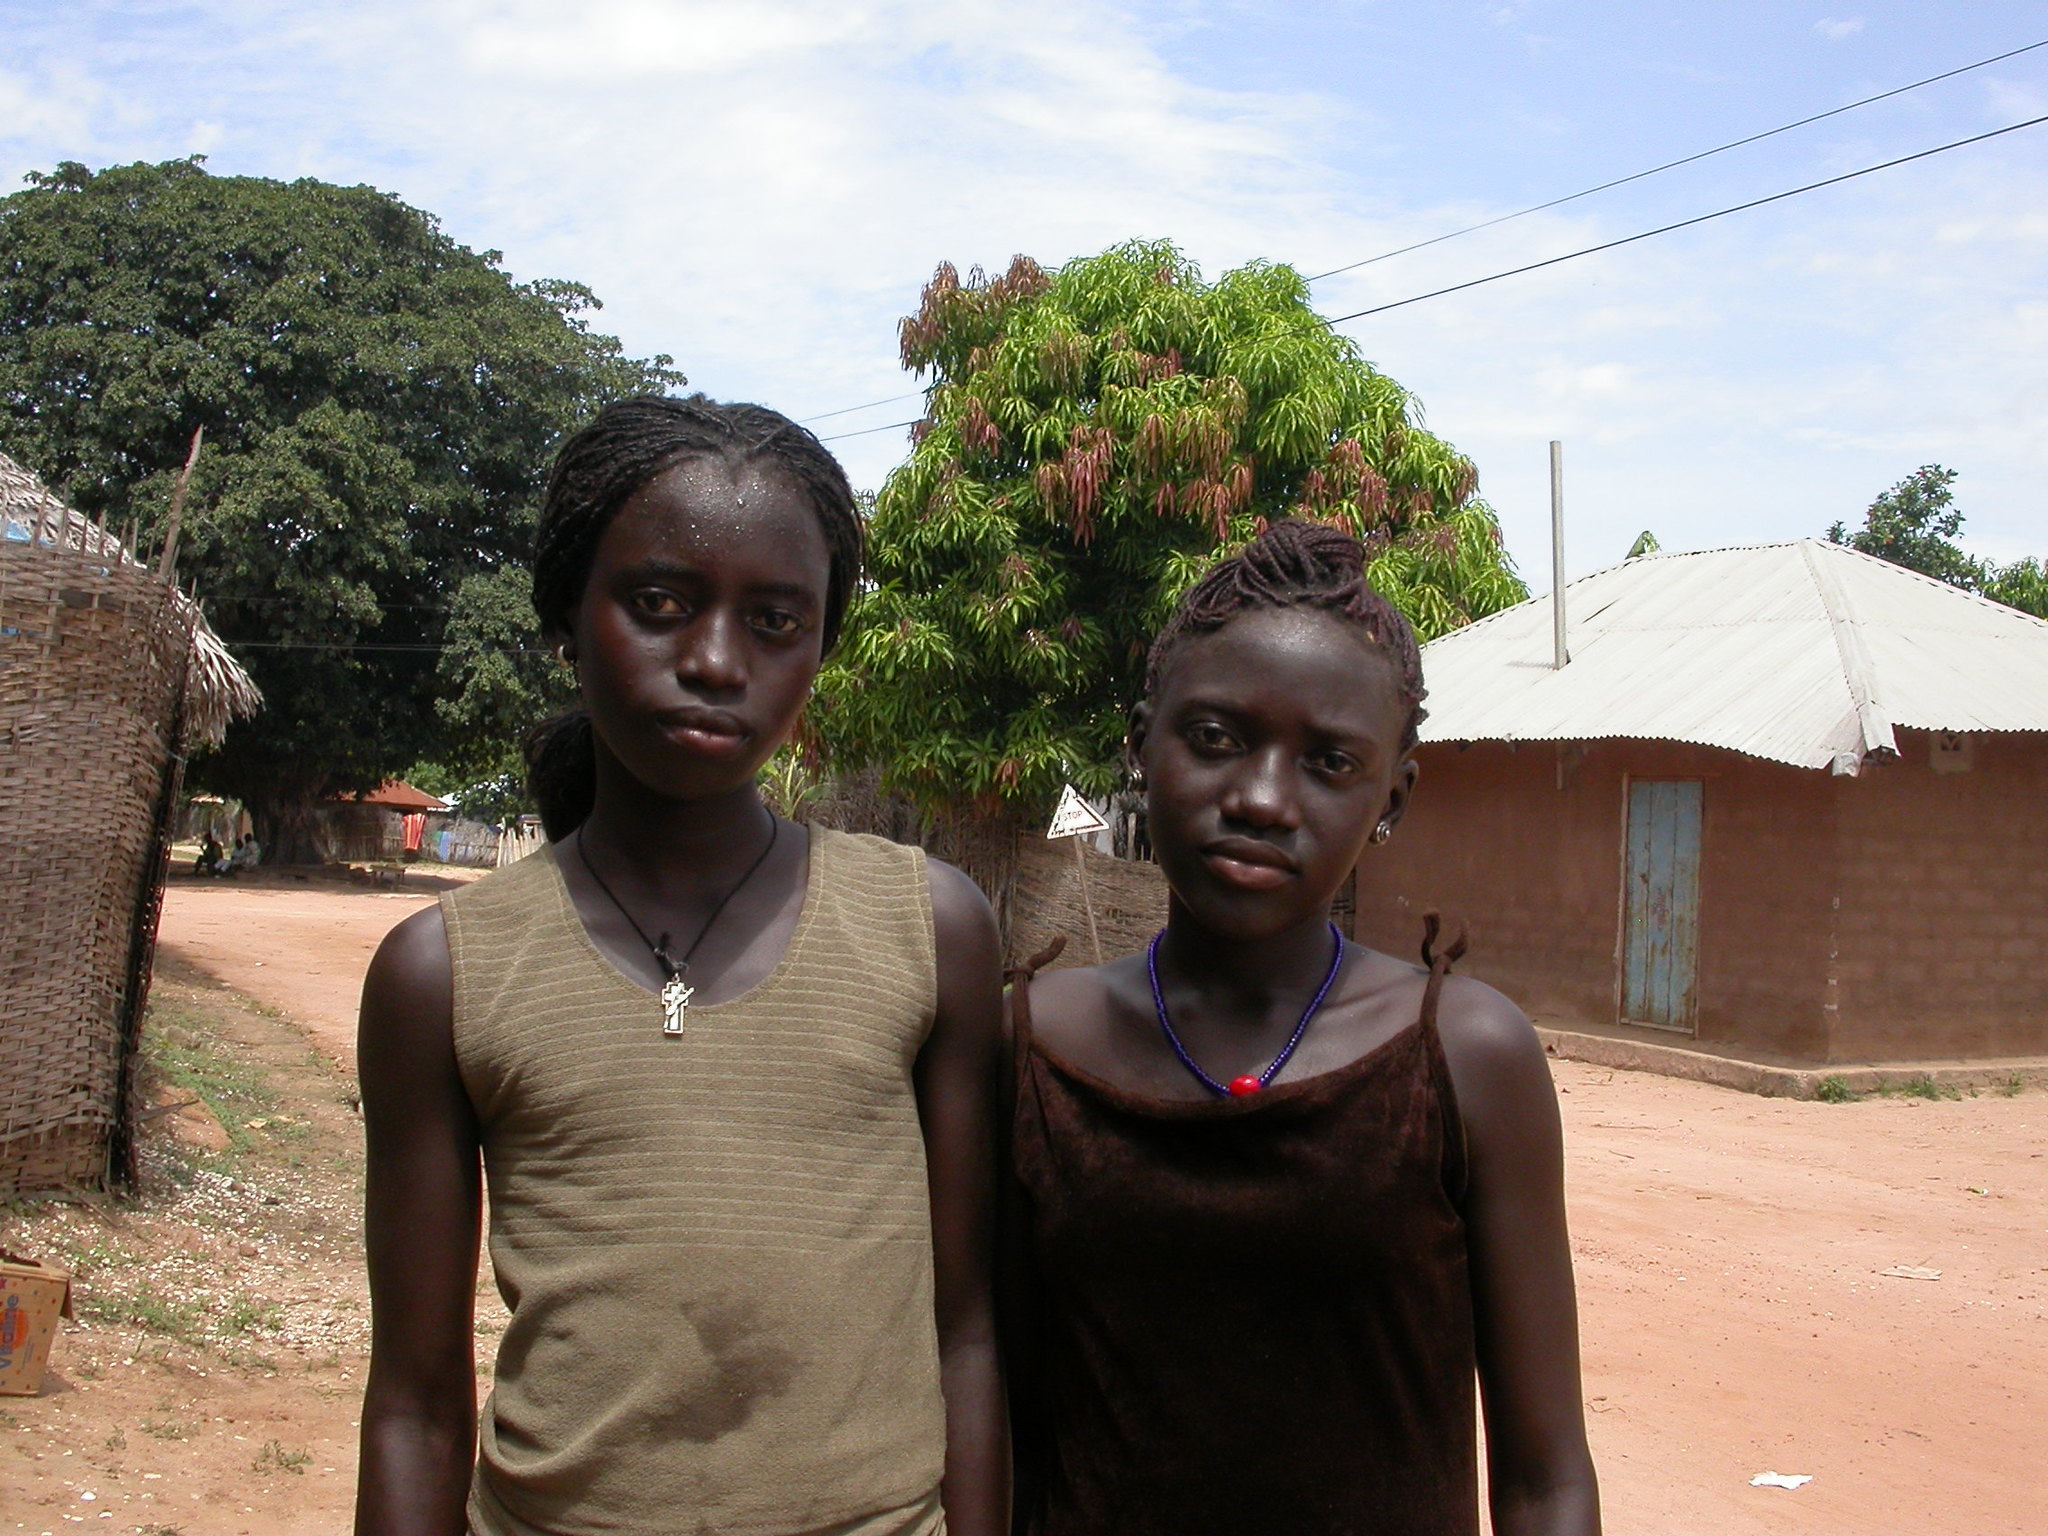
[
  {"xmin": 156, "ymin": 426, "xmax": 204, "ymax": 583},
  {"xmin": 1072, "ymin": 835, "xmax": 1103, "ymax": 966},
  {"xmin": 1550, "ymin": 439, "xmax": 1568, "ymax": 670}
]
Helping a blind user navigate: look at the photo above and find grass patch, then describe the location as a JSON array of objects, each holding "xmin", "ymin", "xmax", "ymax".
[
  {"xmin": 74, "ymin": 1278, "xmax": 282, "ymax": 1354},
  {"xmin": 143, "ymin": 996, "xmax": 279, "ymax": 1160},
  {"xmin": 253, "ymin": 1437, "xmax": 312, "ymax": 1476},
  {"xmin": 1815, "ymin": 1075, "xmax": 1860, "ymax": 1104},
  {"xmin": 76, "ymin": 1279, "xmax": 212, "ymax": 1344},
  {"xmin": 1999, "ymin": 1076, "xmax": 2027, "ymax": 1097},
  {"xmin": 1891, "ymin": 1075, "xmax": 1963, "ymax": 1101},
  {"xmin": 221, "ymin": 1295, "xmax": 285, "ymax": 1336}
]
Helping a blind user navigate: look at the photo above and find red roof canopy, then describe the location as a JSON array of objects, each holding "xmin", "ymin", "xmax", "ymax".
[{"xmin": 346, "ymin": 780, "xmax": 449, "ymax": 812}]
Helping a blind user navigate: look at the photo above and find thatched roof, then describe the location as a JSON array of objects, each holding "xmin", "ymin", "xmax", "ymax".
[{"xmin": 0, "ymin": 449, "xmax": 261, "ymax": 747}]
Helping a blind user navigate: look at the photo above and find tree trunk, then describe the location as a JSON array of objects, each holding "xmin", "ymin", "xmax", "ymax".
[{"xmin": 244, "ymin": 781, "xmax": 331, "ymax": 865}]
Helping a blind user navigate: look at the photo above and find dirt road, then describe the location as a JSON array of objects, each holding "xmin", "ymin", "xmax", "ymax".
[
  {"xmin": 154, "ymin": 868, "xmax": 458, "ymax": 1064},
  {"xmin": 19, "ymin": 877, "xmax": 2041, "ymax": 1534}
]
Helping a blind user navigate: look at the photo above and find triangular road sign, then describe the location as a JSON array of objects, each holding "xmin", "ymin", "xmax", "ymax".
[{"xmin": 1046, "ymin": 783, "xmax": 1109, "ymax": 839}]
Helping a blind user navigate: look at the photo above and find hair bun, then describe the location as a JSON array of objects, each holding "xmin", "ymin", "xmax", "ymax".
[{"xmin": 524, "ymin": 710, "xmax": 597, "ymax": 842}]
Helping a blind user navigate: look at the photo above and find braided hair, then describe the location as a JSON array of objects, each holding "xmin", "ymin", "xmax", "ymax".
[
  {"xmin": 524, "ymin": 394, "xmax": 864, "ymax": 838},
  {"xmin": 1144, "ymin": 520, "xmax": 1428, "ymax": 751}
]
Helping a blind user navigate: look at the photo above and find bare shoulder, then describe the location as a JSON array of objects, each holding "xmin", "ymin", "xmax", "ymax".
[
  {"xmin": 358, "ymin": 902, "xmax": 452, "ymax": 1060},
  {"xmin": 923, "ymin": 856, "xmax": 1003, "ymax": 1045},
  {"xmin": 1015, "ymin": 955, "xmax": 1136, "ymax": 1065},
  {"xmin": 925, "ymin": 855, "xmax": 997, "ymax": 940},
  {"xmin": 1430, "ymin": 973, "xmax": 1558, "ymax": 1132},
  {"xmin": 365, "ymin": 901, "xmax": 451, "ymax": 992},
  {"xmin": 925, "ymin": 856, "xmax": 1000, "ymax": 966}
]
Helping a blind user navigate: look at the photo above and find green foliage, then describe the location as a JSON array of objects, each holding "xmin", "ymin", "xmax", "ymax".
[
  {"xmin": 1814, "ymin": 1075, "xmax": 1859, "ymax": 1104},
  {"xmin": 406, "ymin": 762, "xmax": 531, "ymax": 825},
  {"xmin": 758, "ymin": 742, "xmax": 830, "ymax": 821},
  {"xmin": 433, "ymin": 563, "xmax": 578, "ymax": 783},
  {"xmin": 818, "ymin": 241, "xmax": 1526, "ymax": 811},
  {"xmin": 0, "ymin": 158, "xmax": 678, "ymax": 854},
  {"xmin": 1826, "ymin": 466, "xmax": 1976, "ymax": 587},
  {"xmin": 1826, "ymin": 464, "xmax": 2048, "ymax": 622},
  {"xmin": 1979, "ymin": 557, "xmax": 2048, "ymax": 620},
  {"xmin": 1626, "ymin": 530, "xmax": 1661, "ymax": 558}
]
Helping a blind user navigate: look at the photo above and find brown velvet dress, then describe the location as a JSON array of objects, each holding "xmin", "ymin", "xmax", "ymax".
[{"xmin": 1007, "ymin": 946, "xmax": 1477, "ymax": 1536}]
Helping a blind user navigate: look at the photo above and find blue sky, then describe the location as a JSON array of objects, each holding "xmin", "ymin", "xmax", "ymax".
[{"xmin": 3, "ymin": 1, "xmax": 2044, "ymax": 583}]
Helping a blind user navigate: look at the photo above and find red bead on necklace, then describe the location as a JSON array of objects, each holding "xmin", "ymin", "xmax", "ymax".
[{"xmin": 1146, "ymin": 923, "xmax": 1347, "ymax": 1100}]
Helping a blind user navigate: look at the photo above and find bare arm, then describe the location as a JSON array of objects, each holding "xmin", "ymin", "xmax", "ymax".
[
  {"xmin": 915, "ymin": 858, "xmax": 1010, "ymax": 1536},
  {"xmin": 1437, "ymin": 979, "xmax": 1601, "ymax": 1536},
  {"xmin": 355, "ymin": 904, "xmax": 483, "ymax": 1536}
]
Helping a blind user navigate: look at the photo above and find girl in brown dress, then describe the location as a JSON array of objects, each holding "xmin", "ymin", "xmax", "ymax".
[{"xmin": 1004, "ymin": 521, "xmax": 1599, "ymax": 1536}]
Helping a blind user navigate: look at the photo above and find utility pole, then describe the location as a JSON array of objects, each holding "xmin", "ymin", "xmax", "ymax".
[{"xmin": 1550, "ymin": 439, "xmax": 1569, "ymax": 670}]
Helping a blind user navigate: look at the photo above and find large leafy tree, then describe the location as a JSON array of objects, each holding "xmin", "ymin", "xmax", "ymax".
[
  {"xmin": 816, "ymin": 240, "xmax": 1526, "ymax": 818},
  {"xmin": 0, "ymin": 158, "xmax": 677, "ymax": 856},
  {"xmin": 1826, "ymin": 465, "xmax": 1978, "ymax": 587},
  {"xmin": 1827, "ymin": 464, "xmax": 2047, "ymax": 619}
]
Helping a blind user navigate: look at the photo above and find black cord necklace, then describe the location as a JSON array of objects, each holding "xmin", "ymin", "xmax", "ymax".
[{"xmin": 575, "ymin": 812, "xmax": 781, "ymax": 1037}]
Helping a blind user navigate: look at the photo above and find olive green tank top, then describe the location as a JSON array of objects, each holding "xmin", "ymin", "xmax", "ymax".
[{"xmin": 440, "ymin": 828, "xmax": 948, "ymax": 1536}]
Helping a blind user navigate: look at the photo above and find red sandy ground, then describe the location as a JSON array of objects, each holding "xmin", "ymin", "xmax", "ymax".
[
  {"xmin": 6, "ymin": 872, "xmax": 2041, "ymax": 1534},
  {"xmin": 152, "ymin": 865, "xmax": 466, "ymax": 1065}
]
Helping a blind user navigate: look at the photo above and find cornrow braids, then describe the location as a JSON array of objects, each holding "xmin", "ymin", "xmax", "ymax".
[
  {"xmin": 531, "ymin": 393, "xmax": 864, "ymax": 646},
  {"xmin": 525, "ymin": 394, "xmax": 865, "ymax": 838},
  {"xmin": 1144, "ymin": 519, "xmax": 1429, "ymax": 752}
]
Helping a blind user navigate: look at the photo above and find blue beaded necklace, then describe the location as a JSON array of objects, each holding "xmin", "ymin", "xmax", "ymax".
[{"xmin": 1145, "ymin": 922, "xmax": 1347, "ymax": 1098}]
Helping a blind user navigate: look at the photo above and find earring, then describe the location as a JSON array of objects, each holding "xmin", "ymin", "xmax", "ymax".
[
  {"xmin": 1370, "ymin": 819, "xmax": 1393, "ymax": 844},
  {"xmin": 1126, "ymin": 764, "xmax": 1147, "ymax": 794},
  {"xmin": 557, "ymin": 641, "xmax": 577, "ymax": 664}
]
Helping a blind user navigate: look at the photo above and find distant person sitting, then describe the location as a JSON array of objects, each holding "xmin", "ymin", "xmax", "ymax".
[
  {"xmin": 228, "ymin": 834, "xmax": 261, "ymax": 874},
  {"xmin": 195, "ymin": 834, "xmax": 225, "ymax": 878}
]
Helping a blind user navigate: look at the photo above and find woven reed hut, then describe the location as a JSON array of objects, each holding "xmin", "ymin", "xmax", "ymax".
[{"xmin": 1, "ymin": 451, "xmax": 260, "ymax": 1198}]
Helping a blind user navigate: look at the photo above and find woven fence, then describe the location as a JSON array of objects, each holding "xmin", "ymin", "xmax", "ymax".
[
  {"xmin": 0, "ymin": 543, "xmax": 191, "ymax": 1195},
  {"xmin": 803, "ymin": 767, "xmax": 1171, "ymax": 967},
  {"xmin": 1009, "ymin": 836, "xmax": 1169, "ymax": 972},
  {"xmin": 0, "ymin": 452, "xmax": 258, "ymax": 1199}
]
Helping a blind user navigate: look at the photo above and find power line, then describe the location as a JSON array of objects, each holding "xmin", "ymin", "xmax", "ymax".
[
  {"xmin": 564, "ymin": 46, "xmax": 2048, "ymax": 452},
  {"xmin": 1306, "ymin": 37, "xmax": 2048, "ymax": 283},
  {"xmin": 819, "ymin": 418, "xmax": 921, "ymax": 443},
  {"xmin": 801, "ymin": 391, "xmax": 924, "ymax": 424},
  {"xmin": 1323, "ymin": 110, "xmax": 2048, "ymax": 326}
]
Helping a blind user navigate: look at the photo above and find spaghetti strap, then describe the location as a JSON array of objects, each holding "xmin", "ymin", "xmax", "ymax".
[
  {"xmin": 1003, "ymin": 934, "xmax": 1068, "ymax": 1054},
  {"xmin": 1417, "ymin": 910, "xmax": 1469, "ymax": 1033}
]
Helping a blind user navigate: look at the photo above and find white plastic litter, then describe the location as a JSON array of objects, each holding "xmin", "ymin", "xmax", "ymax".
[{"xmin": 1750, "ymin": 1472, "xmax": 1813, "ymax": 1490}]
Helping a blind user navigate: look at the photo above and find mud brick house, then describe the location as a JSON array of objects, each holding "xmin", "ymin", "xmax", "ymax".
[{"xmin": 1355, "ymin": 540, "xmax": 2048, "ymax": 1066}]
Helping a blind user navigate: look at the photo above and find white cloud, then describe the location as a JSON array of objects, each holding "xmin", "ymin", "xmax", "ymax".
[
  {"xmin": 0, "ymin": 60, "xmax": 112, "ymax": 158},
  {"xmin": 1814, "ymin": 18, "xmax": 1866, "ymax": 42},
  {"xmin": 1, "ymin": 0, "xmax": 2044, "ymax": 580}
]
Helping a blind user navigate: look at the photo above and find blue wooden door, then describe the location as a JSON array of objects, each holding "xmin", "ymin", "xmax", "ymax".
[{"xmin": 1622, "ymin": 779, "xmax": 1702, "ymax": 1032}]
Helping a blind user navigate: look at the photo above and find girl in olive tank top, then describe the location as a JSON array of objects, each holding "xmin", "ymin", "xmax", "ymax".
[
  {"xmin": 357, "ymin": 397, "xmax": 1007, "ymax": 1536},
  {"xmin": 1003, "ymin": 523, "xmax": 1601, "ymax": 1535}
]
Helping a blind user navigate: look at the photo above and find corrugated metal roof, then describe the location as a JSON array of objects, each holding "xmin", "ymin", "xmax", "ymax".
[{"xmin": 1417, "ymin": 539, "xmax": 2048, "ymax": 771}]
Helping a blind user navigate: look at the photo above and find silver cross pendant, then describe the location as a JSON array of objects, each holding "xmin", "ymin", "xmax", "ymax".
[{"xmin": 661, "ymin": 971, "xmax": 695, "ymax": 1036}]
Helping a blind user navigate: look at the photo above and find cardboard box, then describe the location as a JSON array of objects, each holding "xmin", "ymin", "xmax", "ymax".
[{"xmin": 0, "ymin": 1254, "xmax": 72, "ymax": 1396}]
